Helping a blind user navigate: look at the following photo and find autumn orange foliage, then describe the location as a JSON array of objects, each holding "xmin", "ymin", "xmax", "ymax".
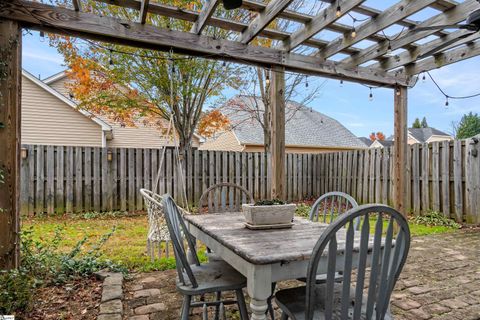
[
  {"xmin": 369, "ymin": 132, "xmax": 386, "ymax": 141},
  {"xmin": 197, "ymin": 109, "xmax": 230, "ymax": 138}
]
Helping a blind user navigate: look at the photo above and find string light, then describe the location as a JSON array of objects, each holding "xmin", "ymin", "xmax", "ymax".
[
  {"xmin": 305, "ymin": 76, "xmax": 309, "ymax": 88},
  {"xmin": 445, "ymin": 96, "xmax": 449, "ymax": 107},
  {"xmin": 369, "ymin": 88, "xmax": 374, "ymax": 101},
  {"xmin": 336, "ymin": 5, "xmax": 342, "ymax": 18},
  {"xmin": 386, "ymin": 42, "xmax": 392, "ymax": 54},
  {"xmin": 222, "ymin": 61, "xmax": 226, "ymax": 68},
  {"xmin": 351, "ymin": 27, "xmax": 357, "ymax": 39},
  {"xmin": 39, "ymin": 30, "xmax": 45, "ymax": 42},
  {"xmin": 265, "ymin": 72, "xmax": 270, "ymax": 86},
  {"xmin": 340, "ymin": 79, "xmax": 344, "ymax": 87},
  {"xmin": 395, "ymin": 86, "xmax": 401, "ymax": 96},
  {"xmin": 422, "ymin": 73, "xmax": 426, "ymax": 83}
]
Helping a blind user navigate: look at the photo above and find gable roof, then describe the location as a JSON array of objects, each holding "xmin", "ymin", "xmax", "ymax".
[
  {"xmin": 371, "ymin": 140, "xmax": 394, "ymax": 148},
  {"xmin": 42, "ymin": 70, "xmax": 68, "ymax": 85},
  {"xmin": 223, "ymin": 96, "xmax": 366, "ymax": 149},
  {"xmin": 408, "ymin": 127, "xmax": 452, "ymax": 143},
  {"xmin": 358, "ymin": 137, "xmax": 373, "ymax": 147},
  {"xmin": 22, "ymin": 70, "xmax": 112, "ymax": 132}
]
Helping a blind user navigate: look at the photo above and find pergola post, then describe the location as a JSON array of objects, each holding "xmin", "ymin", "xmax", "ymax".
[
  {"xmin": 270, "ymin": 67, "xmax": 286, "ymax": 200},
  {"xmin": 0, "ymin": 19, "xmax": 21, "ymax": 269},
  {"xmin": 393, "ymin": 86, "xmax": 408, "ymax": 216}
]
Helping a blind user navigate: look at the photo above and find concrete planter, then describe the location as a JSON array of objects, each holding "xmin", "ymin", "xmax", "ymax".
[{"xmin": 242, "ymin": 203, "xmax": 296, "ymax": 226}]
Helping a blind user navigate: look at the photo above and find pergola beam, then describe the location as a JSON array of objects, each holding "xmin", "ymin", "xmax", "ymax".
[
  {"xmin": 138, "ymin": 0, "xmax": 149, "ymax": 24},
  {"xmin": 402, "ymin": 40, "xmax": 480, "ymax": 76},
  {"xmin": 240, "ymin": 0, "xmax": 293, "ymax": 44},
  {"xmin": 342, "ymin": 0, "xmax": 480, "ymax": 68},
  {"xmin": 372, "ymin": 31, "xmax": 480, "ymax": 71},
  {"xmin": 191, "ymin": 0, "xmax": 220, "ymax": 35},
  {"xmin": 282, "ymin": 0, "xmax": 366, "ymax": 52},
  {"xmin": 0, "ymin": 0, "xmax": 413, "ymax": 87},
  {"xmin": 318, "ymin": 0, "xmax": 437, "ymax": 60}
]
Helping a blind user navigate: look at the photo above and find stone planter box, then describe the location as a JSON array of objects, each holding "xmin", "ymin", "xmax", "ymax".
[{"xmin": 242, "ymin": 203, "xmax": 296, "ymax": 226}]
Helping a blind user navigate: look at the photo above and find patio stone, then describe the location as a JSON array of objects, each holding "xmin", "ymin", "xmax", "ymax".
[
  {"xmin": 392, "ymin": 299, "xmax": 421, "ymax": 311},
  {"xmin": 421, "ymin": 303, "xmax": 451, "ymax": 315},
  {"xmin": 134, "ymin": 303, "xmax": 166, "ymax": 315},
  {"xmin": 408, "ymin": 286, "xmax": 433, "ymax": 295},
  {"xmin": 439, "ymin": 298, "xmax": 470, "ymax": 309},
  {"xmin": 97, "ymin": 314, "xmax": 122, "ymax": 320},
  {"xmin": 133, "ymin": 288, "xmax": 161, "ymax": 298},
  {"xmin": 405, "ymin": 307, "xmax": 432, "ymax": 320},
  {"xmin": 104, "ymin": 274, "xmax": 123, "ymax": 286},
  {"xmin": 101, "ymin": 285, "xmax": 123, "ymax": 302},
  {"xmin": 128, "ymin": 316, "xmax": 149, "ymax": 320},
  {"xmin": 99, "ymin": 299, "xmax": 123, "ymax": 315}
]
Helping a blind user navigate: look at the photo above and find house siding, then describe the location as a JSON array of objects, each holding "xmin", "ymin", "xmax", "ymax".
[
  {"xmin": 48, "ymin": 75, "xmax": 72, "ymax": 97},
  {"xmin": 107, "ymin": 123, "xmax": 201, "ymax": 149},
  {"xmin": 21, "ymin": 75, "xmax": 104, "ymax": 147},
  {"xmin": 199, "ymin": 130, "xmax": 244, "ymax": 152}
]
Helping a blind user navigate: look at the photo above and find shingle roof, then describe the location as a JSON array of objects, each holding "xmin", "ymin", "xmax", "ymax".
[
  {"xmin": 408, "ymin": 127, "xmax": 451, "ymax": 143},
  {"xmin": 222, "ymin": 96, "xmax": 366, "ymax": 149},
  {"xmin": 358, "ymin": 137, "xmax": 373, "ymax": 147}
]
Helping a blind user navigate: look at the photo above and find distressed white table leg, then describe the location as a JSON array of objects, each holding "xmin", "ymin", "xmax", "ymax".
[{"xmin": 247, "ymin": 264, "xmax": 272, "ymax": 320}]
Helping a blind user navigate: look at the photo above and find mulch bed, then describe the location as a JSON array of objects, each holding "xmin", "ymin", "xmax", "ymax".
[{"xmin": 18, "ymin": 277, "xmax": 102, "ymax": 320}]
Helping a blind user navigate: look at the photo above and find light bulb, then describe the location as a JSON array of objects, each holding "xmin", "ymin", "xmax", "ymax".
[
  {"xmin": 445, "ymin": 97, "xmax": 449, "ymax": 107},
  {"xmin": 387, "ymin": 43, "xmax": 392, "ymax": 54},
  {"xmin": 340, "ymin": 79, "xmax": 343, "ymax": 87},
  {"xmin": 369, "ymin": 90, "xmax": 373, "ymax": 101},
  {"xmin": 396, "ymin": 87, "xmax": 401, "ymax": 96},
  {"xmin": 422, "ymin": 73, "xmax": 426, "ymax": 83},
  {"xmin": 336, "ymin": 5, "xmax": 341, "ymax": 18},
  {"xmin": 265, "ymin": 74, "xmax": 270, "ymax": 86},
  {"xmin": 351, "ymin": 28, "xmax": 357, "ymax": 38},
  {"xmin": 305, "ymin": 76, "xmax": 309, "ymax": 88},
  {"xmin": 39, "ymin": 31, "xmax": 45, "ymax": 42}
]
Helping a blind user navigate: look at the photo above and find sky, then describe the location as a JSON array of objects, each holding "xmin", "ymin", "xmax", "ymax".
[{"xmin": 21, "ymin": 3, "xmax": 480, "ymax": 139}]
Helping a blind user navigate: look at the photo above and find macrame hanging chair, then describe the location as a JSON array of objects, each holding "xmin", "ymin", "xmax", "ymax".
[{"xmin": 141, "ymin": 56, "xmax": 189, "ymax": 261}]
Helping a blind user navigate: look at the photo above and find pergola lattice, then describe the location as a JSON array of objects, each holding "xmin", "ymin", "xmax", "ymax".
[{"xmin": 1, "ymin": 0, "xmax": 479, "ymax": 272}]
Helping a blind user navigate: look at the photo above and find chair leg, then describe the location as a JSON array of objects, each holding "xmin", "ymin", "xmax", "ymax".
[
  {"xmin": 235, "ymin": 289, "xmax": 249, "ymax": 320},
  {"xmin": 214, "ymin": 291, "xmax": 221, "ymax": 320},
  {"xmin": 280, "ymin": 312, "xmax": 288, "ymax": 320},
  {"xmin": 180, "ymin": 295, "xmax": 192, "ymax": 320},
  {"xmin": 267, "ymin": 282, "xmax": 276, "ymax": 320}
]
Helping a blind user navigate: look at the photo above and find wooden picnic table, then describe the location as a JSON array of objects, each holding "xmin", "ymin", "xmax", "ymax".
[{"xmin": 184, "ymin": 213, "xmax": 376, "ymax": 320}]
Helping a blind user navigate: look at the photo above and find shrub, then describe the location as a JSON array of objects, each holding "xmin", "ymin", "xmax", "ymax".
[
  {"xmin": 254, "ymin": 199, "xmax": 286, "ymax": 206},
  {"xmin": 412, "ymin": 210, "xmax": 461, "ymax": 229},
  {"xmin": 295, "ymin": 203, "xmax": 311, "ymax": 218}
]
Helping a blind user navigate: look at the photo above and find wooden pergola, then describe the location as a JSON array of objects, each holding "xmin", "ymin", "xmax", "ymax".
[{"xmin": 1, "ymin": 0, "xmax": 480, "ymax": 270}]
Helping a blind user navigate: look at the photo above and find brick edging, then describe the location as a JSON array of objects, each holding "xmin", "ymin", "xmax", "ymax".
[{"xmin": 95, "ymin": 271, "xmax": 124, "ymax": 320}]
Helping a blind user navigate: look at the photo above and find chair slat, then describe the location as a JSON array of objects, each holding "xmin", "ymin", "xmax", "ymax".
[
  {"xmin": 353, "ymin": 215, "xmax": 370, "ymax": 320},
  {"xmin": 309, "ymin": 192, "xmax": 359, "ymax": 228},
  {"xmin": 199, "ymin": 183, "xmax": 253, "ymax": 214},
  {"xmin": 376, "ymin": 217, "xmax": 394, "ymax": 317},
  {"xmin": 365, "ymin": 214, "xmax": 384, "ymax": 318},
  {"xmin": 340, "ymin": 221, "xmax": 355, "ymax": 320},
  {"xmin": 324, "ymin": 236, "xmax": 338, "ymax": 319}
]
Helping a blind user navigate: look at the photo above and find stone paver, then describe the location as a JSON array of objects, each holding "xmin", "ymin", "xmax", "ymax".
[{"xmin": 122, "ymin": 229, "xmax": 480, "ymax": 319}]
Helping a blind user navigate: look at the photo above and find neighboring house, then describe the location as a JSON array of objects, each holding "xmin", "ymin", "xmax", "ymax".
[
  {"xmin": 370, "ymin": 127, "xmax": 453, "ymax": 148},
  {"xmin": 358, "ymin": 137, "xmax": 373, "ymax": 147},
  {"xmin": 200, "ymin": 96, "xmax": 367, "ymax": 154},
  {"xmin": 370, "ymin": 139, "xmax": 394, "ymax": 149},
  {"xmin": 22, "ymin": 70, "xmax": 202, "ymax": 148}
]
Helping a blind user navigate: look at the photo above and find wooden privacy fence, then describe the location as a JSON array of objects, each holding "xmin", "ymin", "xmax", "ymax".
[
  {"xmin": 20, "ymin": 145, "xmax": 317, "ymax": 216},
  {"xmin": 20, "ymin": 138, "xmax": 480, "ymax": 223},
  {"xmin": 316, "ymin": 138, "xmax": 480, "ymax": 224}
]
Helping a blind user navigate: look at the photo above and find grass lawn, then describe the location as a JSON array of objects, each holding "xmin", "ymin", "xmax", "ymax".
[{"xmin": 22, "ymin": 212, "xmax": 457, "ymax": 272}]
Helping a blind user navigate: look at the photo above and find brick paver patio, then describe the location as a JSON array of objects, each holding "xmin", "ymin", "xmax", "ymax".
[{"xmin": 122, "ymin": 230, "xmax": 480, "ymax": 320}]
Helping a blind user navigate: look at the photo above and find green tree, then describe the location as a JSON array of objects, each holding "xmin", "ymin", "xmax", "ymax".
[
  {"xmin": 412, "ymin": 118, "xmax": 422, "ymax": 128},
  {"xmin": 51, "ymin": 0, "xmax": 244, "ymax": 157},
  {"xmin": 421, "ymin": 117, "xmax": 429, "ymax": 128},
  {"xmin": 456, "ymin": 112, "xmax": 480, "ymax": 139}
]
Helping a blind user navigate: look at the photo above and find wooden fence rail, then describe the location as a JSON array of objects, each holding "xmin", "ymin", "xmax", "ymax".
[{"xmin": 20, "ymin": 138, "xmax": 480, "ymax": 223}]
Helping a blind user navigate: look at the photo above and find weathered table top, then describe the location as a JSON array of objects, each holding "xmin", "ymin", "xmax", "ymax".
[{"xmin": 184, "ymin": 213, "xmax": 366, "ymax": 265}]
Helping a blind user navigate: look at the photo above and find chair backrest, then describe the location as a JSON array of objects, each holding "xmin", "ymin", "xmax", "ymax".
[
  {"xmin": 199, "ymin": 182, "xmax": 254, "ymax": 213},
  {"xmin": 141, "ymin": 189, "xmax": 164, "ymax": 221},
  {"xmin": 305, "ymin": 204, "xmax": 410, "ymax": 320},
  {"xmin": 162, "ymin": 194, "xmax": 201, "ymax": 288},
  {"xmin": 309, "ymin": 192, "xmax": 360, "ymax": 229}
]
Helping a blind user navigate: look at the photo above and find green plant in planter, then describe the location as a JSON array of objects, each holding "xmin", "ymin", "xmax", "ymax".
[{"xmin": 254, "ymin": 199, "xmax": 286, "ymax": 206}]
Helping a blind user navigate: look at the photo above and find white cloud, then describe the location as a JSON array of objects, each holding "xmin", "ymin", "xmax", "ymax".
[{"xmin": 23, "ymin": 51, "xmax": 65, "ymax": 64}]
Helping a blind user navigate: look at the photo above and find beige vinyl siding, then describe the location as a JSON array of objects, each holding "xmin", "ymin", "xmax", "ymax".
[
  {"xmin": 107, "ymin": 123, "xmax": 201, "ymax": 148},
  {"xmin": 199, "ymin": 130, "xmax": 244, "ymax": 152},
  {"xmin": 21, "ymin": 75, "xmax": 104, "ymax": 147},
  {"xmin": 48, "ymin": 76, "xmax": 72, "ymax": 97},
  {"xmin": 426, "ymin": 135, "xmax": 453, "ymax": 143}
]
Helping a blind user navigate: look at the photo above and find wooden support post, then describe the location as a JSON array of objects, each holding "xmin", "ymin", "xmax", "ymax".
[
  {"xmin": 270, "ymin": 67, "xmax": 286, "ymax": 200},
  {"xmin": 0, "ymin": 19, "xmax": 21, "ymax": 269},
  {"xmin": 393, "ymin": 86, "xmax": 408, "ymax": 216}
]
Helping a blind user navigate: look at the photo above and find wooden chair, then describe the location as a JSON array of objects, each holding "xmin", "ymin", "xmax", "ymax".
[
  {"xmin": 276, "ymin": 204, "xmax": 411, "ymax": 320},
  {"xmin": 140, "ymin": 189, "xmax": 171, "ymax": 260},
  {"xmin": 309, "ymin": 192, "xmax": 360, "ymax": 230},
  {"xmin": 161, "ymin": 194, "xmax": 249, "ymax": 320},
  {"xmin": 199, "ymin": 182, "xmax": 254, "ymax": 213}
]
